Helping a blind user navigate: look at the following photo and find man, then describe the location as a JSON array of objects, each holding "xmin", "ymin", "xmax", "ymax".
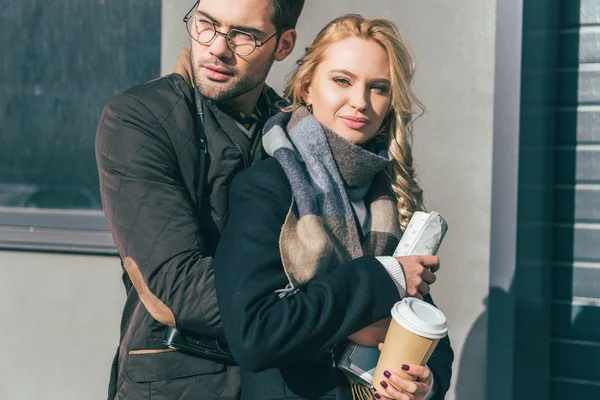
[{"xmin": 95, "ymin": 1, "xmax": 304, "ymax": 398}]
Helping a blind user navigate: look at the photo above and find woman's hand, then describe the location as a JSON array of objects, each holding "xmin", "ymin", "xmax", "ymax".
[
  {"xmin": 373, "ymin": 343, "xmax": 434, "ymax": 400},
  {"xmin": 347, "ymin": 317, "xmax": 391, "ymax": 346},
  {"xmin": 394, "ymin": 255, "xmax": 439, "ymax": 300}
]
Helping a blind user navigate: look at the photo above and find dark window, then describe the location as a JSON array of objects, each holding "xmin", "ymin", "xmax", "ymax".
[{"xmin": 0, "ymin": 0, "xmax": 161, "ymax": 253}]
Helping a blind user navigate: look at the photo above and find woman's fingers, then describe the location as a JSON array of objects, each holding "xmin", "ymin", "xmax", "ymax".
[
  {"xmin": 421, "ymin": 269, "xmax": 436, "ymax": 284},
  {"xmin": 382, "ymin": 371, "xmax": 419, "ymax": 393},
  {"xmin": 375, "ymin": 366, "xmax": 433, "ymax": 399},
  {"xmin": 401, "ymin": 364, "xmax": 432, "ymax": 382},
  {"xmin": 374, "ymin": 346, "xmax": 433, "ymax": 399},
  {"xmin": 417, "ymin": 255, "xmax": 440, "ymax": 272},
  {"xmin": 375, "ymin": 380, "xmax": 413, "ymax": 400},
  {"xmin": 417, "ymin": 281, "xmax": 430, "ymax": 296}
]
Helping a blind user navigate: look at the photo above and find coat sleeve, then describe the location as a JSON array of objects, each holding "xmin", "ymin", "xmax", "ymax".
[
  {"xmin": 95, "ymin": 93, "xmax": 222, "ymax": 338},
  {"xmin": 213, "ymin": 159, "xmax": 402, "ymax": 372},
  {"xmin": 424, "ymin": 294, "xmax": 454, "ymax": 399}
]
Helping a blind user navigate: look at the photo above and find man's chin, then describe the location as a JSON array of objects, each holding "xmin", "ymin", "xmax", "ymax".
[{"xmin": 195, "ymin": 77, "xmax": 237, "ymax": 102}]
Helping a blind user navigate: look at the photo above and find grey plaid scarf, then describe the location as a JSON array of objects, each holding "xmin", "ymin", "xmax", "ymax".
[{"xmin": 262, "ymin": 106, "xmax": 402, "ymax": 291}]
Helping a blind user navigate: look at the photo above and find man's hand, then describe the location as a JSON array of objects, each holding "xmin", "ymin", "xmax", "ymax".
[
  {"xmin": 394, "ymin": 255, "xmax": 439, "ymax": 300},
  {"xmin": 347, "ymin": 317, "xmax": 392, "ymax": 347}
]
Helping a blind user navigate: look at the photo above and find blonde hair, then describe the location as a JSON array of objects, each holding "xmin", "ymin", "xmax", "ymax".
[{"xmin": 284, "ymin": 14, "xmax": 425, "ymax": 230}]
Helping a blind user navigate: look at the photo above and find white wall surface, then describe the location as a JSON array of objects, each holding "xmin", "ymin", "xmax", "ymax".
[
  {"xmin": 0, "ymin": 251, "xmax": 123, "ymax": 400},
  {"xmin": 161, "ymin": 1, "xmax": 193, "ymax": 75},
  {"xmin": 0, "ymin": 1, "xmax": 495, "ymax": 399}
]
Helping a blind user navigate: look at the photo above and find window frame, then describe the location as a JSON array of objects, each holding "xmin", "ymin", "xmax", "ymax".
[{"xmin": 0, "ymin": 208, "xmax": 117, "ymax": 255}]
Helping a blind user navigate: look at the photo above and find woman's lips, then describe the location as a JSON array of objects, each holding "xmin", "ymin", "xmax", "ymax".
[{"xmin": 340, "ymin": 116, "xmax": 369, "ymax": 129}]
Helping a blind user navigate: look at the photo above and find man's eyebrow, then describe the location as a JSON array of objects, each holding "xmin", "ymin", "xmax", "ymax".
[{"xmin": 197, "ymin": 11, "xmax": 268, "ymax": 37}]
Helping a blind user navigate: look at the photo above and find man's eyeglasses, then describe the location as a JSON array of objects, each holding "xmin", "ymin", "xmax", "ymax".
[{"xmin": 183, "ymin": 1, "xmax": 279, "ymax": 57}]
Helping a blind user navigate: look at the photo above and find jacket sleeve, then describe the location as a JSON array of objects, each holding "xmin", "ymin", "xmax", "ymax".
[
  {"xmin": 213, "ymin": 159, "xmax": 402, "ymax": 372},
  {"xmin": 423, "ymin": 294, "xmax": 454, "ymax": 399},
  {"xmin": 95, "ymin": 93, "xmax": 222, "ymax": 338}
]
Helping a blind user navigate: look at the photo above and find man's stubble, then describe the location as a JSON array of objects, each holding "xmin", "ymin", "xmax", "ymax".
[{"xmin": 191, "ymin": 48, "xmax": 276, "ymax": 103}]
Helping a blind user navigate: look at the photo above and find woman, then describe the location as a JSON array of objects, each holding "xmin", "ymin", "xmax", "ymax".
[{"xmin": 214, "ymin": 14, "xmax": 453, "ymax": 400}]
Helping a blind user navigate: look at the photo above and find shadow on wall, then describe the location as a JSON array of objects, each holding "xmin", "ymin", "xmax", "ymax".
[
  {"xmin": 455, "ymin": 287, "xmax": 509, "ymax": 400},
  {"xmin": 454, "ymin": 293, "xmax": 493, "ymax": 400}
]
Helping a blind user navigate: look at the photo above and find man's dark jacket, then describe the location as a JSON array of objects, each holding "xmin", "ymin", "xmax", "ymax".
[{"xmin": 95, "ymin": 73, "xmax": 280, "ymax": 400}]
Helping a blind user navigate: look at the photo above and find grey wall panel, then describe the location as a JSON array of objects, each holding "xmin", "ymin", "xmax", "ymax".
[
  {"xmin": 522, "ymin": 71, "xmax": 563, "ymax": 108},
  {"xmin": 551, "ymin": 340, "xmax": 600, "ymax": 381},
  {"xmin": 560, "ymin": 27, "xmax": 600, "ymax": 65},
  {"xmin": 503, "ymin": 1, "xmax": 558, "ymax": 398},
  {"xmin": 555, "ymin": 148, "xmax": 600, "ymax": 183},
  {"xmin": 554, "ymin": 225, "xmax": 600, "ymax": 261},
  {"xmin": 551, "ymin": 302, "xmax": 600, "ymax": 340},
  {"xmin": 517, "ymin": 223, "xmax": 558, "ymax": 263},
  {"xmin": 561, "ymin": 0, "xmax": 600, "ymax": 27},
  {"xmin": 555, "ymin": 186, "xmax": 600, "ymax": 221},
  {"xmin": 518, "ymin": 186, "xmax": 555, "ymax": 222},
  {"xmin": 552, "ymin": 267, "xmax": 600, "ymax": 300},
  {"xmin": 551, "ymin": 379, "xmax": 600, "ymax": 400},
  {"xmin": 559, "ymin": 68, "xmax": 600, "ymax": 105},
  {"xmin": 524, "ymin": 32, "xmax": 563, "ymax": 69},
  {"xmin": 519, "ymin": 148, "xmax": 557, "ymax": 185},
  {"xmin": 581, "ymin": 0, "xmax": 600, "ymax": 25},
  {"xmin": 552, "ymin": 0, "xmax": 600, "ymax": 394},
  {"xmin": 521, "ymin": 110, "xmax": 562, "ymax": 145},
  {"xmin": 557, "ymin": 108, "xmax": 600, "ymax": 144}
]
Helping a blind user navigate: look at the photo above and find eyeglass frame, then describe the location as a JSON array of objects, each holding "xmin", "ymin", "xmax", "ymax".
[{"xmin": 183, "ymin": 0, "xmax": 282, "ymax": 57}]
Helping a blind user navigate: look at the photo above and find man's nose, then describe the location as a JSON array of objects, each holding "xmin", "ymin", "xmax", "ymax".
[{"xmin": 208, "ymin": 33, "xmax": 233, "ymax": 59}]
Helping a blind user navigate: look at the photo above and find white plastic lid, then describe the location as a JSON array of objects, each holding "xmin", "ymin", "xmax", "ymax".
[{"xmin": 391, "ymin": 298, "xmax": 448, "ymax": 339}]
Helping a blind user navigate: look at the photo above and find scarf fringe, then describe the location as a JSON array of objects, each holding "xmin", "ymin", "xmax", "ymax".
[{"xmin": 351, "ymin": 383, "xmax": 375, "ymax": 400}]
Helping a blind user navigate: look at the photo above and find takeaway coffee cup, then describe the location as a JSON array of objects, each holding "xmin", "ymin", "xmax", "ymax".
[{"xmin": 372, "ymin": 297, "xmax": 448, "ymax": 395}]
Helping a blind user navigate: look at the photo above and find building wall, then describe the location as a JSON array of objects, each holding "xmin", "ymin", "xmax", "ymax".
[
  {"xmin": 0, "ymin": 251, "xmax": 123, "ymax": 399},
  {"xmin": 551, "ymin": 0, "xmax": 600, "ymax": 397},
  {"xmin": 0, "ymin": 1, "xmax": 497, "ymax": 399}
]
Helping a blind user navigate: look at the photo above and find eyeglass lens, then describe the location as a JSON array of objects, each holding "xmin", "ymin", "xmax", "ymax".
[{"xmin": 186, "ymin": 13, "xmax": 257, "ymax": 56}]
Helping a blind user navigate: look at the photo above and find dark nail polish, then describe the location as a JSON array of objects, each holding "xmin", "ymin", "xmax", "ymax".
[
  {"xmin": 402, "ymin": 364, "xmax": 410, "ymax": 371},
  {"xmin": 383, "ymin": 370, "xmax": 391, "ymax": 378},
  {"xmin": 380, "ymin": 381, "xmax": 388, "ymax": 389},
  {"xmin": 374, "ymin": 393, "xmax": 381, "ymax": 399}
]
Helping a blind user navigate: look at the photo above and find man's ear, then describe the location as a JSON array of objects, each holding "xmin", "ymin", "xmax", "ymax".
[{"xmin": 275, "ymin": 29, "xmax": 297, "ymax": 62}]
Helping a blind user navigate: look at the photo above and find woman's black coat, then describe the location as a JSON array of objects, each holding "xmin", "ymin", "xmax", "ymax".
[{"xmin": 214, "ymin": 157, "xmax": 453, "ymax": 400}]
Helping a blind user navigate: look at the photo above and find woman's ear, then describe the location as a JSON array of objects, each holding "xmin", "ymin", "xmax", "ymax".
[
  {"xmin": 301, "ymin": 84, "xmax": 312, "ymax": 106},
  {"xmin": 275, "ymin": 29, "xmax": 297, "ymax": 62}
]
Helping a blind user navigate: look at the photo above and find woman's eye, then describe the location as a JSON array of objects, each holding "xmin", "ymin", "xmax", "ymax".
[
  {"xmin": 333, "ymin": 77, "xmax": 351, "ymax": 86},
  {"xmin": 371, "ymin": 85, "xmax": 389, "ymax": 93}
]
